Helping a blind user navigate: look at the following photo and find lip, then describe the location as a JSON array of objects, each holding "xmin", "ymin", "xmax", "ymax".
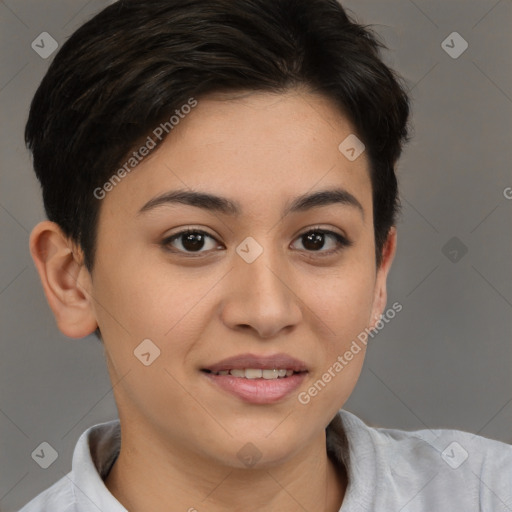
[
  {"xmin": 202, "ymin": 352, "xmax": 309, "ymax": 373},
  {"xmin": 201, "ymin": 352, "xmax": 309, "ymax": 405},
  {"xmin": 202, "ymin": 371, "xmax": 308, "ymax": 404}
]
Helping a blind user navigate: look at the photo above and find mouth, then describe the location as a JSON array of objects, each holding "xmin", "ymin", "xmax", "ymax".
[
  {"xmin": 201, "ymin": 352, "xmax": 308, "ymax": 376},
  {"xmin": 202, "ymin": 368, "xmax": 306, "ymax": 379},
  {"xmin": 201, "ymin": 353, "xmax": 309, "ymax": 404}
]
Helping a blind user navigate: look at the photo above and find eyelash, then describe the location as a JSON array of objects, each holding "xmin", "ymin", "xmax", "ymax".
[{"xmin": 161, "ymin": 227, "xmax": 352, "ymax": 258}]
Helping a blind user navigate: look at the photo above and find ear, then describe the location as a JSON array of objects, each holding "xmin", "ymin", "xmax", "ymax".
[
  {"xmin": 29, "ymin": 220, "xmax": 98, "ymax": 338},
  {"xmin": 368, "ymin": 226, "xmax": 397, "ymax": 330}
]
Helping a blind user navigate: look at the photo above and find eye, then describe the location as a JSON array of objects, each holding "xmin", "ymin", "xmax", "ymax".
[
  {"xmin": 291, "ymin": 227, "xmax": 352, "ymax": 256},
  {"xmin": 161, "ymin": 227, "xmax": 352, "ymax": 257},
  {"xmin": 162, "ymin": 229, "xmax": 221, "ymax": 255}
]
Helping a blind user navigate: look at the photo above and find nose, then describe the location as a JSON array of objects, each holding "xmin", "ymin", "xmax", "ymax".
[{"xmin": 220, "ymin": 242, "xmax": 303, "ymax": 339}]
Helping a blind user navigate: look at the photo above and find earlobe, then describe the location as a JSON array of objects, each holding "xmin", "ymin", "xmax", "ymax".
[
  {"xmin": 29, "ymin": 221, "xmax": 98, "ymax": 339},
  {"xmin": 368, "ymin": 227, "xmax": 397, "ymax": 329}
]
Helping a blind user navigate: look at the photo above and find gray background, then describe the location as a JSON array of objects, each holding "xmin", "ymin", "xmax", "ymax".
[{"xmin": 1, "ymin": 0, "xmax": 511, "ymax": 509}]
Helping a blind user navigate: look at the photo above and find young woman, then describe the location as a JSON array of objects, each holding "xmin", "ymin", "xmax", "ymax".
[{"xmin": 21, "ymin": 1, "xmax": 511, "ymax": 510}]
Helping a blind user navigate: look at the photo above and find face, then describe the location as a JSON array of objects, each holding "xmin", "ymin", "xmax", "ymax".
[{"xmin": 83, "ymin": 89, "xmax": 394, "ymax": 467}]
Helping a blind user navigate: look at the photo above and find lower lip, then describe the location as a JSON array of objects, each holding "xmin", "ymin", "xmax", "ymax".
[{"xmin": 202, "ymin": 371, "xmax": 307, "ymax": 404}]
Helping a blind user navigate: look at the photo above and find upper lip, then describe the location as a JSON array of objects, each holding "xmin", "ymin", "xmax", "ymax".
[{"xmin": 203, "ymin": 353, "xmax": 309, "ymax": 373}]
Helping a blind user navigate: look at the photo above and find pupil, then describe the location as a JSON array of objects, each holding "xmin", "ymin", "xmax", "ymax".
[
  {"xmin": 180, "ymin": 231, "xmax": 325, "ymax": 252},
  {"xmin": 183, "ymin": 233, "xmax": 204, "ymax": 251},
  {"xmin": 303, "ymin": 232, "xmax": 324, "ymax": 251}
]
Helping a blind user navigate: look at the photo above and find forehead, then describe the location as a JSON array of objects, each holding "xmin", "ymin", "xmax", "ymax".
[{"xmin": 100, "ymin": 90, "xmax": 372, "ymax": 222}]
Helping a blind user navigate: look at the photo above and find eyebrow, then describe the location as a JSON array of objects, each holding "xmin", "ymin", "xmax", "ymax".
[{"xmin": 137, "ymin": 187, "xmax": 365, "ymax": 220}]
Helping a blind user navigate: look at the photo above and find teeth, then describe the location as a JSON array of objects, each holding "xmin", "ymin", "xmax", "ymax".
[
  {"xmin": 211, "ymin": 368, "xmax": 297, "ymax": 379},
  {"xmin": 246, "ymin": 369, "xmax": 263, "ymax": 379}
]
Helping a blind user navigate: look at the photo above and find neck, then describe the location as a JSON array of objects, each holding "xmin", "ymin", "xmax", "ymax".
[{"xmin": 104, "ymin": 423, "xmax": 347, "ymax": 512}]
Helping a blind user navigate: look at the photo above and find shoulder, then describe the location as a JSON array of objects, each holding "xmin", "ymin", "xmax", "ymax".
[
  {"xmin": 18, "ymin": 419, "xmax": 122, "ymax": 512},
  {"xmin": 18, "ymin": 473, "xmax": 76, "ymax": 512},
  {"xmin": 361, "ymin": 412, "xmax": 511, "ymax": 470},
  {"xmin": 330, "ymin": 409, "xmax": 512, "ymax": 510}
]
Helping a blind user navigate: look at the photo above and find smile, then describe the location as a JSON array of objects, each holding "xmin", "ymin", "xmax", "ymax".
[{"xmin": 204, "ymin": 368, "xmax": 302, "ymax": 379}]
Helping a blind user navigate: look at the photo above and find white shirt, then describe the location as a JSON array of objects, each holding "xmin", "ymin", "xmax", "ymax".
[{"xmin": 19, "ymin": 409, "xmax": 512, "ymax": 511}]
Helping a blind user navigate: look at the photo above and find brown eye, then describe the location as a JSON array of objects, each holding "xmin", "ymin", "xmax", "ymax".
[
  {"xmin": 162, "ymin": 229, "xmax": 221, "ymax": 254},
  {"xmin": 161, "ymin": 227, "xmax": 352, "ymax": 257},
  {"xmin": 292, "ymin": 229, "xmax": 352, "ymax": 255}
]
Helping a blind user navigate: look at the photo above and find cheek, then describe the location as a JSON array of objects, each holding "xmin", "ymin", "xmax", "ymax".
[
  {"xmin": 296, "ymin": 262, "xmax": 374, "ymax": 409},
  {"xmin": 305, "ymin": 260, "xmax": 376, "ymax": 341},
  {"xmin": 90, "ymin": 259, "xmax": 208, "ymax": 420},
  {"xmin": 91, "ymin": 254, "xmax": 221, "ymax": 381},
  {"xmin": 93, "ymin": 250, "xmax": 191, "ymax": 334}
]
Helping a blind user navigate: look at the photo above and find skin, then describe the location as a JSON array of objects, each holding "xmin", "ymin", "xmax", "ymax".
[{"xmin": 29, "ymin": 89, "xmax": 397, "ymax": 512}]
